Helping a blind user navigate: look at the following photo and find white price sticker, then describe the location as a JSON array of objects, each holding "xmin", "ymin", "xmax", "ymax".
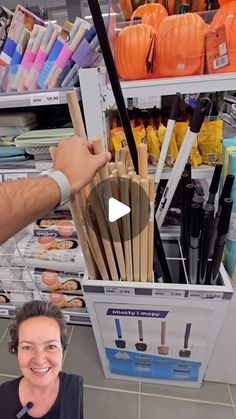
[
  {"xmin": 30, "ymin": 91, "xmax": 60, "ymax": 106},
  {"xmin": 188, "ymin": 291, "xmax": 224, "ymax": 300},
  {"xmin": 153, "ymin": 289, "xmax": 185, "ymax": 298},
  {"xmin": 105, "ymin": 287, "xmax": 135, "ymax": 296},
  {"xmin": 0, "ymin": 308, "xmax": 9, "ymax": 316},
  {"xmin": 63, "ymin": 314, "xmax": 70, "ymax": 322},
  {"xmin": 4, "ymin": 173, "xmax": 27, "ymax": 182}
]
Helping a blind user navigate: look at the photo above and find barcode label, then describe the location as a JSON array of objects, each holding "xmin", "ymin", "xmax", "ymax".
[
  {"xmin": 4, "ymin": 173, "xmax": 28, "ymax": 181},
  {"xmin": 0, "ymin": 308, "xmax": 9, "ymax": 316},
  {"xmin": 105, "ymin": 287, "xmax": 135, "ymax": 295},
  {"xmin": 189, "ymin": 291, "xmax": 224, "ymax": 300},
  {"xmin": 63, "ymin": 314, "xmax": 70, "ymax": 322},
  {"xmin": 207, "ymin": 153, "xmax": 217, "ymax": 163},
  {"xmin": 153, "ymin": 289, "xmax": 185, "ymax": 298},
  {"xmin": 214, "ymin": 54, "xmax": 229, "ymax": 69},
  {"xmin": 219, "ymin": 42, "xmax": 227, "ymax": 56}
]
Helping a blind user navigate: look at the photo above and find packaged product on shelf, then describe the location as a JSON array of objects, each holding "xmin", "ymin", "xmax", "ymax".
[
  {"xmin": 0, "ymin": 4, "xmax": 45, "ymax": 66},
  {"xmin": 28, "ymin": 268, "xmax": 84, "ymax": 294},
  {"xmin": 158, "ymin": 123, "xmax": 178, "ymax": 167},
  {"xmin": 0, "ymin": 6, "xmax": 13, "ymax": 53},
  {"xmin": 209, "ymin": 3, "xmax": 236, "ymax": 74},
  {"xmin": 44, "ymin": 17, "xmax": 90, "ymax": 89},
  {"xmin": 11, "ymin": 25, "xmax": 46, "ymax": 92},
  {"xmin": 33, "ymin": 217, "xmax": 78, "ymax": 239},
  {"xmin": 115, "ymin": 23, "xmax": 157, "ymax": 80},
  {"xmin": 146, "ymin": 124, "xmax": 160, "ymax": 166},
  {"xmin": 15, "ymin": 128, "xmax": 74, "ymax": 148},
  {"xmin": 190, "ymin": 138, "xmax": 203, "ymax": 168},
  {"xmin": 156, "ymin": 13, "xmax": 209, "ymax": 77},
  {"xmin": 13, "ymin": 234, "xmax": 86, "ymax": 273},
  {"xmin": 0, "ymin": 290, "xmax": 35, "ymax": 305},
  {"xmin": 37, "ymin": 21, "xmax": 73, "ymax": 89},
  {"xmin": 41, "ymin": 291, "xmax": 86, "ymax": 310},
  {"xmin": 174, "ymin": 122, "xmax": 189, "ymax": 150},
  {"xmin": 25, "ymin": 22, "xmax": 61, "ymax": 91},
  {"xmin": 0, "ymin": 267, "xmax": 37, "ymax": 292},
  {"xmin": 197, "ymin": 119, "xmax": 223, "ymax": 165}
]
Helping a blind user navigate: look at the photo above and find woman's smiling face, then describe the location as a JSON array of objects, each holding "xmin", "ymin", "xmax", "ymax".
[{"xmin": 17, "ymin": 316, "xmax": 63, "ymax": 388}]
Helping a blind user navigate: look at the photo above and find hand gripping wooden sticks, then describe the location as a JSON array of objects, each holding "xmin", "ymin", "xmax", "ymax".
[
  {"xmin": 49, "ymin": 145, "xmax": 98, "ymax": 279},
  {"xmin": 92, "ymin": 136, "xmax": 126, "ymax": 281},
  {"xmin": 66, "ymin": 90, "xmax": 109, "ymax": 280}
]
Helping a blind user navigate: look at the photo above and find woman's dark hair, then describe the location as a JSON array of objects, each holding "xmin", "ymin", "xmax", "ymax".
[
  {"xmin": 66, "ymin": 240, "xmax": 78, "ymax": 249},
  {"xmin": 36, "ymin": 219, "xmax": 48, "ymax": 228},
  {"xmin": 64, "ymin": 279, "xmax": 81, "ymax": 290},
  {"xmin": 0, "ymin": 294, "xmax": 10, "ymax": 302},
  {"xmin": 8, "ymin": 300, "xmax": 68, "ymax": 355}
]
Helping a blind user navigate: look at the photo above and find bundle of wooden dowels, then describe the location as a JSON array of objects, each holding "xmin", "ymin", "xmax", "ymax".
[{"xmin": 51, "ymin": 91, "xmax": 155, "ymax": 282}]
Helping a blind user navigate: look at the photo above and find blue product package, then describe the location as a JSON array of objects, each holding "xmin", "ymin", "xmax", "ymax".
[
  {"xmin": 0, "ymin": 37, "xmax": 16, "ymax": 62},
  {"xmin": 37, "ymin": 39, "xmax": 64, "ymax": 89}
]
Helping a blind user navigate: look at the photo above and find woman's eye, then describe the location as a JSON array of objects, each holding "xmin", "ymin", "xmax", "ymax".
[
  {"xmin": 22, "ymin": 345, "xmax": 32, "ymax": 351},
  {"xmin": 47, "ymin": 344, "xmax": 57, "ymax": 350}
]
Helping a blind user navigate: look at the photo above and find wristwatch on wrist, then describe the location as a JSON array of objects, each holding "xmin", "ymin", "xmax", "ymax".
[{"xmin": 40, "ymin": 169, "xmax": 72, "ymax": 207}]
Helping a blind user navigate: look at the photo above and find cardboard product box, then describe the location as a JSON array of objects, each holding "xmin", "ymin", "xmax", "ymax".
[
  {"xmin": 40, "ymin": 291, "xmax": 86, "ymax": 311},
  {"xmin": 83, "ymin": 239, "xmax": 233, "ymax": 388}
]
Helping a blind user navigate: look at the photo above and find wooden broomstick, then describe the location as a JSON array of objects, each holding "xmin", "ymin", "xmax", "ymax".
[{"xmin": 66, "ymin": 91, "xmax": 116, "ymax": 280}]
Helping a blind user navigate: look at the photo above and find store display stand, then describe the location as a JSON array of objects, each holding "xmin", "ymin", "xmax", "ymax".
[{"xmin": 83, "ymin": 238, "xmax": 233, "ymax": 388}]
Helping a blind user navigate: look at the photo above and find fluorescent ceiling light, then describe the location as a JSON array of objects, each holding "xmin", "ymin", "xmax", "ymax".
[{"xmin": 85, "ymin": 12, "xmax": 118, "ymax": 19}]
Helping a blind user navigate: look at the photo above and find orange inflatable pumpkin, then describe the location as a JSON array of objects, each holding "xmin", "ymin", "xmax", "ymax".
[
  {"xmin": 211, "ymin": 1, "xmax": 236, "ymax": 72},
  {"xmin": 156, "ymin": 13, "xmax": 208, "ymax": 77},
  {"xmin": 116, "ymin": 24, "xmax": 157, "ymax": 80},
  {"xmin": 119, "ymin": 0, "xmax": 133, "ymax": 20},
  {"xmin": 218, "ymin": 0, "xmax": 234, "ymax": 5},
  {"xmin": 130, "ymin": 3, "xmax": 168, "ymax": 31}
]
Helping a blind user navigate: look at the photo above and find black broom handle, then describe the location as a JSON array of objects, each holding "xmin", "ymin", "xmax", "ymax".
[{"xmin": 87, "ymin": 0, "xmax": 139, "ymax": 173}]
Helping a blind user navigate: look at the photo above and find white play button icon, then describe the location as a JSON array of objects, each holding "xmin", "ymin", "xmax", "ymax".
[{"xmin": 108, "ymin": 197, "xmax": 130, "ymax": 222}]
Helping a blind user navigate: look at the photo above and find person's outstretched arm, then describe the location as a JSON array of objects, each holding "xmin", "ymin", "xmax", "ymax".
[{"xmin": 0, "ymin": 136, "xmax": 110, "ymax": 245}]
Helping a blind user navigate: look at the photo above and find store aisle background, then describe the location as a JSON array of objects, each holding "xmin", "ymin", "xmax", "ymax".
[{"xmin": 0, "ymin": 320, "xmax": 236, "ymax": 418}]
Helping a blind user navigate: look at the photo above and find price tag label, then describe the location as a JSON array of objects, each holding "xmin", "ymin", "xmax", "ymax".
[
  {"xmin": 0, "ymin": 174, "xmax": 2, "ymax": 182},
  {"xmin": 4, "ymin": 173, "xmax": 28, "ymax": 182},
  {"xmin": 0, "ymin": 308, "xmax": 9, "ymax": 316},
  {"xmin": 153, "ymin": 289, "xmax": 185, "ymax": 298},
  {"xmin": 105, "ymin": 287, "xmax": 135, "ymax": 296},
  {"xmin": 188, "ymin": 291, "xmax": 224, "ymax": 300},
  {"xmin": 30, "ymin": 91, "xmax": 60, "ymax": 106},
  {"xmin": 63, "ymin": 314, "xmax": 70, "ymax": 322}
]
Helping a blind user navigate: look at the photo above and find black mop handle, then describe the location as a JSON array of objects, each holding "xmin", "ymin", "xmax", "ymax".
[{"xmin": 87, "ymin": 0, "xmax": 139, "ymax": 173}]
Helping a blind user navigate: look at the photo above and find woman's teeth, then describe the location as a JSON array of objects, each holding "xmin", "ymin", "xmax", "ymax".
[{"xmin": 31, "ymin": 368, "xmax": 50, "ymax": 373}]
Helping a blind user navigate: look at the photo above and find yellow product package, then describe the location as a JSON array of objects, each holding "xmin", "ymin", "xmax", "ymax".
[
  {"xmin": 174, "ymin": 122, "xmax": 189, "ymax": 150},
  {"xmin": 133, "ymin": 124, "xmax": 146, "ymax": 146},
  {"xmin": 190, "ymin": 138, "xmax": 203, "ymax": 168},
  {"xmin": 198, "ymin": 120, "xmax": 223, "ymax": 165},
  {"xmin": 146, "ymin": 125, "xmax": 160, "ymax": 166},
  {"xmin": 158, "ymin": 124, "xmax": 178, "ymax": 167},
  {"xmin": 111, "ymin": 126, "xmax": 128, "ymax": 151}
]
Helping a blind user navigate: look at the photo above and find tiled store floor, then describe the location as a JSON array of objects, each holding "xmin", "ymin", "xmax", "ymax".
[{"xmin": 0, "ymin": 319, "xmax": 236, "ymax": 419}]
